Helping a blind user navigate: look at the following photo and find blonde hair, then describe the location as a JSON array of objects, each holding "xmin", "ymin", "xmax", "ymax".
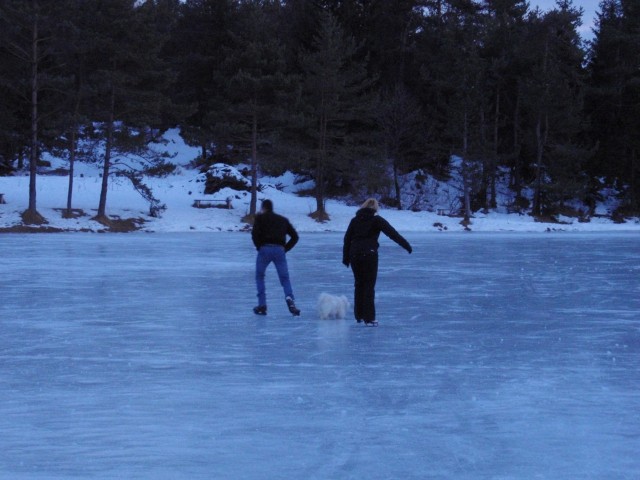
[{"xmin": 361, "ymin": 198, "xmax": 379, "ymax": 212}]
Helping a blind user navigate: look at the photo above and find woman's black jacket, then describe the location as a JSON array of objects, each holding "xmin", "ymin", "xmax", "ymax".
[{"xmin": 342, "ymin": 208, "xmax": 412, "ymax": 266}]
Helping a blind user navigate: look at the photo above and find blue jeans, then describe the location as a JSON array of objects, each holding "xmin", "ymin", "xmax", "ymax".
[{"xmin": 255, "ymin": 245, "xmax": 294, "ymax": 306}]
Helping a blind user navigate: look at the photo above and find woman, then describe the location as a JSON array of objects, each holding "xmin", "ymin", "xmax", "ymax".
[{"xmin": 342, "ymin": 198, "xmax": 412, "ymax": 325}]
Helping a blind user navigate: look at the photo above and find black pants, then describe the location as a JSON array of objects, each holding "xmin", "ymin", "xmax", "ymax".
[{"xmin": 350, "ymin": 253, "xmax": 378, "ymax": 322}]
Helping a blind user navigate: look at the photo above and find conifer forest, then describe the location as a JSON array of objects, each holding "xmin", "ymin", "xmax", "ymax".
[{"xmin": 1, "ymin": 0, "xmax": 639, "ymax": 220}]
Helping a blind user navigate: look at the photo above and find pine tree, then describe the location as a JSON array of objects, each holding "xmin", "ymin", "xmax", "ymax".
[
  {"xmin": 481, "ymin": 0, "xmax": 529, "ymax": 210},
  {"xmin": 0, "ymin": 29, "xmax": 25, "ymax": 174},
  {"xmin": 419, "ymin": 0, "xmax": 488, "ymax": 221},
  {"xmin": 52, "ymin": 1, "xmax": 95, "ymax": 217},
  {"xmin": 586, "ymin": 0, "xmax": 640, "ymax": 212},
  {"xmin": 348, "ymin": 1, "xmax": 427, "ymax": 93},
  {"xmin": 168, "ymin": 0, "xmax": 235, "ymax": 161},
  {"xmin": 523, "ymin": 2, "xmax": 587, "ymax": 217},
  {"xmin": 215, "ymin": 0, "xmax": 291, "ymax": 220},
  {"xmin": 376, "ymin": 84, "xmax": 423, "ymax": 209},
  {"xmin": 87, "ymin": 0, "xmax": 171, "ymax": 222},
  {"xmin": 297, "ymin": 11, "xmax": 376, "ymax": 221},
  {"xmin": 414, "ymin": 0, "xmax": 477, "ymax": 183},
  {"xmin": 0, "ymin": 0, "xmax": 67, "ymax": 223}
]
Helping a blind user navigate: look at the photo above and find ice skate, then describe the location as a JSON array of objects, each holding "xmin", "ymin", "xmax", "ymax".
[{"xmin": 286, "ymin": 297, "xmax": 300, "ymax": 316}]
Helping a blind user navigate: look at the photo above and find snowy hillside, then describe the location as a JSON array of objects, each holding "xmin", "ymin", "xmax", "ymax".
[{"xmin": 0, "ymin": 129, "xmax": 638, "ymax": 233}]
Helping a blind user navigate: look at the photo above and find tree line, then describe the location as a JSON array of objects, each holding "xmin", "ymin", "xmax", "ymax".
[{"xmin": 0, "ymin": 0, "xmax": 638, "ymax": 224}]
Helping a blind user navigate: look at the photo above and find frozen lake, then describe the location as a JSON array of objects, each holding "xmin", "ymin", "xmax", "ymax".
[{"xmin": 0, "ymin": 232, "xmax": 638, "ymax": 479}]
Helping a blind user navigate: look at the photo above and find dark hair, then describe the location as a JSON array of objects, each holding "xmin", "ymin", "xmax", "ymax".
[{"xmin": 261, "ymin": 199, "xmax": 273, "ymax": 212}]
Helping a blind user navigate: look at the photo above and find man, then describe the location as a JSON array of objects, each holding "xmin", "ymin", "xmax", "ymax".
[{"xmin": 251, "ymin": 199, "xmax": 300, "ymax": 316}]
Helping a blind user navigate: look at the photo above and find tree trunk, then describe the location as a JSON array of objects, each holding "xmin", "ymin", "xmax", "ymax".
[
  {"xmin": 27, "ymin": 1, "xmax": 39, "ymax": 217},
  {"xmin": 533, "ymin": 116, "xmax": 543, "ymax": 216},
  {"xmin": 97, "ymin": 86, "xmax": 115, "ymax": 220},
  {"xmin": 313, "ymin": 109, "xmax": 328, "ymax": 220},
  {"xmin": 532, "ymin": 112, "xmax": 548, "ymax": 216},
  {"xmin": 393, "ymin": 159, "xmax": 402, "ymax": 210},
  {"xmin": 462, "ymin": 108, "xmax": 472, "ymax": 223},
  {"xmin": 66, "ymin": 127, "xmax": 77, "ymax": 215},
  {"xmin": 532, "ymin": 39, "xmax": 550, "ymax": 217},
  {"xmin": 315, "ymin": 160, "xmax": 325, "ymax": 215},
  {"xmin": 490, "ymin": 87, "xmax": 500, "ymax": 209},
  {"xmin": 249, "ymin": 108, "xmax": 258, "ymax": 217},
  {"xmin": 512, "ymin": 85, "xmax": 521, "ymax": 196},
  {"xmin": 479, "ymin": 107, "xmax": 489, "ymax": 212},
  {"xmin": 66, "ymin": 84, "xmax": 82, "ymax": 215},
  {"xmin": 631, "ymin": 147, "xmax": 638, "ymax": 210}
]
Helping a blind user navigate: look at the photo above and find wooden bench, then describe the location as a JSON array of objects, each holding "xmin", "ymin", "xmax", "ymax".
[
  {"xmin": 193, "ymin": 198, "xmax": 233, "ymax": 209},
  {"xmin": 0, "ymin": 193, "xmax": 5, "ymax": 204},
  {"xmin": 436, "ymin": 208, "xmax": 449, "ymax": 216}
]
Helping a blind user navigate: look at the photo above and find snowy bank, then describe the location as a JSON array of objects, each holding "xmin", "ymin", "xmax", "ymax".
[{"xmin": 1, "ymin": 129, "xmax": 639, "ymax": 234}]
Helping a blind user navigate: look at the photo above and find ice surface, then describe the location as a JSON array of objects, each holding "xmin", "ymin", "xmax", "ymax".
[{"xmin": 0, "ymin": 233, "xmax": 638, "ymax": 479}]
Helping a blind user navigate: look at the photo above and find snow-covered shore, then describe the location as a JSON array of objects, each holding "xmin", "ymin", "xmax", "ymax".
[{"xmin": 1, "ymin": 129, "xmax": 638, "ymax": 234}]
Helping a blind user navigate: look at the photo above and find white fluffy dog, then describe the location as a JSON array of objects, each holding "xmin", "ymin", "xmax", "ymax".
[{"xmin": 317, "ymin": 293, "xmax": 350, "ymax": 320}]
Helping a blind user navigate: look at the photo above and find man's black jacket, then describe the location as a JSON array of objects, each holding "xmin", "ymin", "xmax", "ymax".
[{"xmin": 252, "ymin": 211, "xmax": 299, "ymax": 252}]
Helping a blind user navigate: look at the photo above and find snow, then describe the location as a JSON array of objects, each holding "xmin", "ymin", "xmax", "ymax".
[
  {"xmin": 1, "ymin": 128, "xmax": 638, "ymax": 234},
  {"xmin": 0, "ymin": 232, "xmax": 638, "ymax": 479}
]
